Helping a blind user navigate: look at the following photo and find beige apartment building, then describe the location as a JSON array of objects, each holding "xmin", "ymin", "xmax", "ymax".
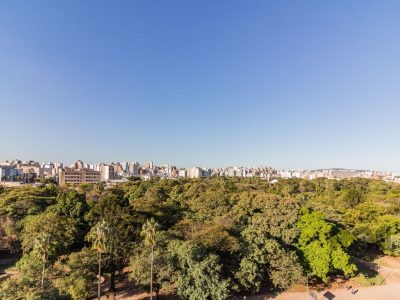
[{"xmin": 59, "ymin": 168, "xmax": 101, "ymax": 185}]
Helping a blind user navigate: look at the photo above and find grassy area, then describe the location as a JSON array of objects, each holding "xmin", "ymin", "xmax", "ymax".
[
  {"xmin": 351, "ymin": 273, "xmax": 386, "ymax": 287},
  {"xmin": 350, "ymin": 257, "xmax": 386, "ymax": 287}
]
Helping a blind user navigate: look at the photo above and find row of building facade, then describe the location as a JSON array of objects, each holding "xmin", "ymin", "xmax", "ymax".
[{"xmin": 1, "ymin": 159, "xmax": 399, "ymax": 186}]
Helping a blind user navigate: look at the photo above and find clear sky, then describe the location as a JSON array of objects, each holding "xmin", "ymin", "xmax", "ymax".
[{"xmin": 1, "ymin": 1, "xmax": 400, "ymax": 171}]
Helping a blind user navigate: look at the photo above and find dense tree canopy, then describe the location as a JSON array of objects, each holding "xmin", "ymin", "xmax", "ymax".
[
  {"xmin": 1, "ymin": 177, "xmax": 400, "ymax": 299},
  {"xmin": 297, "ymin": 209, "xmax": 356, "ymax": 281}
]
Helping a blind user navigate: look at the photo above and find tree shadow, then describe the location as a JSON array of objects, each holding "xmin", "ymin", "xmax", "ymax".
[
  {"xmin": 350, "ymin": 257, "xmax": 382, "ymax": 287},
  {"xmin": 352, "ymin": 257, "xmax": 379, "ymax": 277}
]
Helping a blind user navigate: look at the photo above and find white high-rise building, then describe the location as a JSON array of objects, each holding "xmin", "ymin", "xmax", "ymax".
[
  {"xmin": 178, "ymin": 169, "xmax": 187, "ymax": 177},
  {"xmin": 100, "ymin": 165, "xmax": 114, "ymax": 181},
  {"xmin": 189, "ymin": 167, "xmax": 202, "ymax": 178}
]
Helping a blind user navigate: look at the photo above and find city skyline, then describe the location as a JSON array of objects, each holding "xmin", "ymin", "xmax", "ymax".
[
  {"xmin": 2, "ymin": 157, "xmax": 399, "ymax": 188},
  {"xmin": 1, "ymin": 1, "xmax": 400, "ymax": 171},
  {"xmin": 1, "ymin": 157, "xmax": 399, "ymax": 174}
]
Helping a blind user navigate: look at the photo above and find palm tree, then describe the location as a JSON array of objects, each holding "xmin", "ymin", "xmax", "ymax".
[
  {"xmin": 86, "ymin": 220, "xmax": 110, "ymax": 300},
  {"xmin": 141, "ymin": 218, "xmax": 159, "ymax": 300},
  {"xmin": 34, "ymin": 232, "xmax": 55, "ymax": 288}
]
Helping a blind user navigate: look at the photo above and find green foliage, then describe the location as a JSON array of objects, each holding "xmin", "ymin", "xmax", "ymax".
[
  {"xmin": 0, "ymin": 278, "xmax": 23, "ymax": 300},
  {"xmin": 53, "ymin": 249, "xmax": 98, "ymax": 300},
  {"xmin": 1, "ymin": 250, "xmax": 68, "ymax": 300},
  {"xmin": 129, "ymin": 233, "xmax": 174, "ymax": 295},
  {"xmin": 336, "ymin": 189, "xmax": 364, "ymax": 209},
  {"xmin": 2, "ymin": 177, "xmax": 400, "ymax": 298},
  {"xmin": 21, "ymin": 211, "xmax": 76, "ymax": 255},
  {"xmin": 16, "ymin": 251, "xmax": 43, "ymax": 279},
  {"xmin": 0, "ymin": 215, "xmax": 19, "ymax": 252},
  {"xmin": 86, "ymin": 189, "xmax": 136, "ymax": 254},
  {"xmin": 129, "ymin": 182, "xmax": 183, "ymax": 228},
  {"xmin": 373, "ymin": 215, "xmax": 400, "ymax": 255},
  {"xmin": 265, "ymin": 240, "xmax": 304, "ymax": 289},
  {"xmin": 235, "ymin": 196, "xmax": 303, "ymax": 292},
  {"xmin": 141, "ymin": 218, "xmax": 159, "ymax": 248},
  {"xmin": 53, "ymin": 190, "xmax": 88, "ymax": 221},
  {"xmin": 86, "ymin": 219, "xmax": 110, "ymax": 254},
  {"xmin": 168, "ymin": 240, "xmax": 231, "ymax": 300},
  {"xmin": 297, "ymin": 209, "xmax": 357, "ymax": 282},
  {"xmin": 0, "ymin": 186, "xmax": 57, "ymax": 220},
  {"xmin": 0, "ymin": 277, "xmax": 68, "ymax": 300},
  {"xmin": 190, "ymin": 221, "xmax": 239, "ymax": 253}
]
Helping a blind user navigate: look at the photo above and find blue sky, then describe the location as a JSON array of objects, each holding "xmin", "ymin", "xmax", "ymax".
[{"xmin": 1, "ymin": 1, "xmax": 400, "ymax": 170}]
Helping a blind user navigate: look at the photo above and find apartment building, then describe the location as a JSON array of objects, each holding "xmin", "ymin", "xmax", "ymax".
[
  {"xmin": 59, "ymin": 168, "xmax": 101, "ymax": 185},
  {"xmin": 0, "ymin": 166, "xmax": 22, "ymax": 181}
]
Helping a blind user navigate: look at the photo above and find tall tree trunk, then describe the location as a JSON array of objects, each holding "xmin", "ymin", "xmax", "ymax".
[
  {"xmin": 150, "ymin": 246, "xmax": 154, "ymax": 300},
  {"xmin": 98, "ymin": 252, "xmax": 101, "ymax": 300},
  {"xmin": 41, "ymin": 257, "xmax": 46, "ymax": 288}
]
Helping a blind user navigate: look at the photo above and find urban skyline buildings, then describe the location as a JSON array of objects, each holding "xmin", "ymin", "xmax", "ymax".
[{"xmin": 1, "ymin": 158, "xmax": 399, "ymax": 188}]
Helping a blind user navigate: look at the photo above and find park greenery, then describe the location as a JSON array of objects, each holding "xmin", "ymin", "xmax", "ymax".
[{"xmin": 1, "ymin": 177, "xmax": 400, "ymax": 299}]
